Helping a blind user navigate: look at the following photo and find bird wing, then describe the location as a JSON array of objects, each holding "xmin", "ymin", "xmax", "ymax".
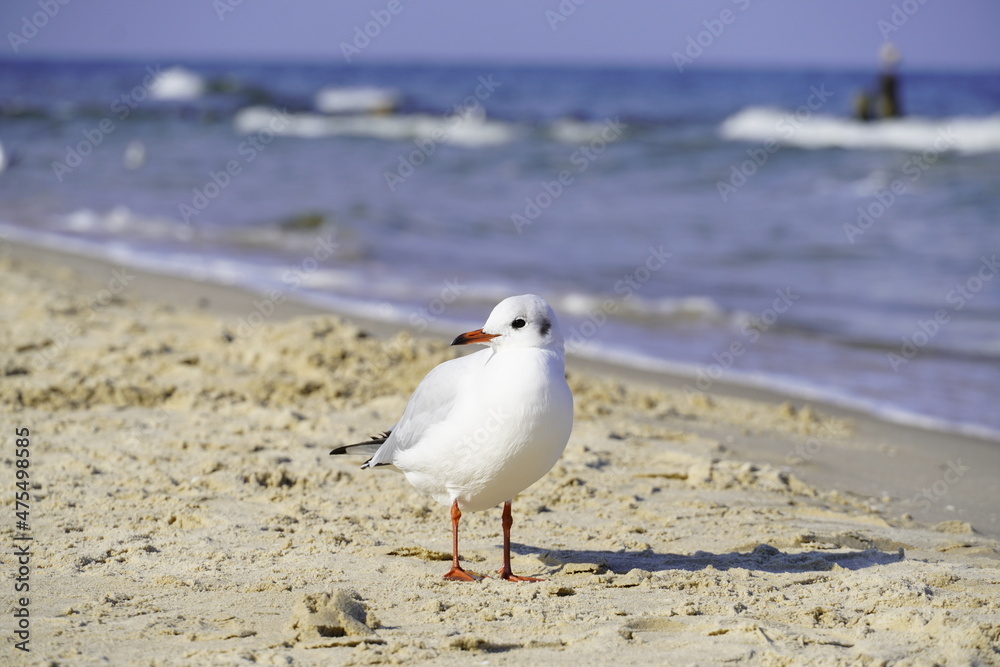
[{"xmin": 364, "ymin": 348, "xmax": 491, "ymax": 468}]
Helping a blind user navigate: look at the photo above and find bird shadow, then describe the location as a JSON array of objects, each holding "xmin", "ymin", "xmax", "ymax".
[{"xmin": 511, "ymin": 542, "xmax": 905, "ymax": 575}]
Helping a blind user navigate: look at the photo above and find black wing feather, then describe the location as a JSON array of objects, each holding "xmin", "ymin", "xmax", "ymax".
[{"xmin": 329, "ymin": 430, "xmax": 392, "ymax": 460}]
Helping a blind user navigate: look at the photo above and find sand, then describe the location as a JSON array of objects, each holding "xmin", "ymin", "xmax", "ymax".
[{"xmin": 1, "ymin": 244, "xmax": 998, "ymax": 665}]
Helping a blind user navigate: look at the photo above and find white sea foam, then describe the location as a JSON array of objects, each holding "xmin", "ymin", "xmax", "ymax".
[
  {"xmin": 234, "ymin": 106, "xmax": 516, "ymax": 147},
  {"xmin": 57, "ymin": 207, "xmax": 194, "ymax": 241},
  {"xmin": 720, "ymin": 107, "xmax": 1000, "ymax": 154},
  {"xmin": 548, "ymin": 118, "xmax": 616, "ymax": 144},
  {"xmin": 149, "ymin": 67, "xmax": 205, "ymax": 101},
  {"xmin": 315, "ymin": 86, "xmax": 400, "ymax": 114},
  {"xmin": 122, "ymin": 140, "xmax": 146, "ymax": 170},
  {"xmin": 557, "ymin": 291, "xmax": 733, "ymax": 326}
]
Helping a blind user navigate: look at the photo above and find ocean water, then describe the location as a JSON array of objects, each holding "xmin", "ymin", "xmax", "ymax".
[{"xmin": 1, "ymin": 60, "xmax": 999, "ymax": 438}]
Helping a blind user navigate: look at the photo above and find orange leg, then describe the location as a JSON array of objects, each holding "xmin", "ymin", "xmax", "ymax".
[
  {"xmin": 498, "ymin": 500, "xmax": 543, "ymax": 582},
  {"xmin": 443, "ymin": 500, "xmax": 482, "ymax": 581}
]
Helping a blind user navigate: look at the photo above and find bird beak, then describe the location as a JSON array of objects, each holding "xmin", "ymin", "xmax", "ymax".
[{"xmin": 451, "ymin": 328, "xmax": 499, "ymax": 346}]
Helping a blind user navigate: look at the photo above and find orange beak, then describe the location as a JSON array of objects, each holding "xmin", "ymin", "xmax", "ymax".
[{"xmin": 451, "ymin": 328, "xmax": 499, "ymax": 346}]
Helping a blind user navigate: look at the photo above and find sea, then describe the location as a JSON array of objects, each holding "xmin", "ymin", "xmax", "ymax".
[{"xmin": 1, "ymin": 60, "xmax": 998, "ymax": 439}]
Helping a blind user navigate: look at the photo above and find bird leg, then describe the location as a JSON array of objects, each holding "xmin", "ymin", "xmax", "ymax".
[
  {"xmin": 443, "ymin": 500, "xmax": 481, "ymax": 581},
  {"xmin": 498, "ymin": 500, "xmax": 543, "ymax": 582}
]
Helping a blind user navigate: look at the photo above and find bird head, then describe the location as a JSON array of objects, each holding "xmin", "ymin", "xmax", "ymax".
[{"xmin": 451, "ymin": 294, "xmax": 563, "ymax": 352}]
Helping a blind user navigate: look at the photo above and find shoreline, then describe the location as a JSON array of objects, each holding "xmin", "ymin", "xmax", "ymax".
[
  {"xmin": 5, "ymin": 236, "xmax": 998, "ymax": 537},
  {"xmin": 0, "ymin": 226, "xmax": 1000, "ymax": 446}
]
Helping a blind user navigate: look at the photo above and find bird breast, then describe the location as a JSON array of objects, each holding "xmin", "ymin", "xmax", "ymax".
[{"xmin": 397, "ymin": 348, "xmax": 573, "ymax": 512}]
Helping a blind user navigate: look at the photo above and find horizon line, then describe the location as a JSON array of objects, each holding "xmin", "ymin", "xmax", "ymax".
[{"xmin": 3, "ymin": 52, "xmax": 999, "ymax": 74}]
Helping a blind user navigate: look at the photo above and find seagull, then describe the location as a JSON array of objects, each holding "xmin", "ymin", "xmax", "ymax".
[{"xmin": 330, "ymin": 294, "xmax": 574, "ymax": 581}]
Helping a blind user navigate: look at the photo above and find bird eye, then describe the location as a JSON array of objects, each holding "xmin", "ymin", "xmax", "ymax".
[{"xmin": 511, "ymin": 318, "xmax": 526, "ymax": 329}]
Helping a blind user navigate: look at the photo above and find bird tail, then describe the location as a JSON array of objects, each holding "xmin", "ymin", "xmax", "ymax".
[{"xmin": 330, "ymin": 431, "xmax": 391, "ymax": 468}]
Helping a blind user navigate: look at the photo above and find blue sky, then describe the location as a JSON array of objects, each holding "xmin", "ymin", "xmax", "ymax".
[{"xmin": 3, "ymin": 0, "xmax": 999, "ymax": 69}]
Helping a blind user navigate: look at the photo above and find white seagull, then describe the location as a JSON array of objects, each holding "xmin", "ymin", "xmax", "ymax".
[{"xmin": 330, "ymin": 294, "xmax": 574, "ymax": 581}]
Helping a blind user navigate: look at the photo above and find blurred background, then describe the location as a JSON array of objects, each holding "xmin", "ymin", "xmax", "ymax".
[{"xmin": 1, "ymin": 1, "xmax": 998, "ymax": 436}]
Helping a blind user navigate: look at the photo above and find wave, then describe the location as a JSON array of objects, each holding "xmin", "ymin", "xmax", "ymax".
[
  {"xmin": 43, "ymin": 206, "xmax": 371, "ymax": 258},
  {"xmin": 233, "ymin": 105, "xmax": 517, "ymax": 148},
  {"xmin": 557, "ymin": 291, "xmax": 734, "ymax": 327},
  {"xmin": 547, "ymin": 117, "xmax": 620, "ymax": 144},
  {"xmin": 314, "ymin": 86, "xmax": 400, "ymax": 114},
  {"xmin": 720, "ymin": 107, "xmax": 1000, "ymax": 154},
  {"xmin": 149, "ymin": 67, "xmax": 206, "ymax": 101},
  {"xmin": 56, "ymin": 206, "xmax": 195, "ymax": 241}
]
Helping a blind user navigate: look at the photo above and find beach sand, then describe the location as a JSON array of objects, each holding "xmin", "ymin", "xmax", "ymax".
[{"xmin": 2, "ymin": 243, "xmax": 998, "ymax": 665}]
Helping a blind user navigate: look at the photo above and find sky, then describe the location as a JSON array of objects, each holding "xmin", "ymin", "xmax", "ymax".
[{"xmin": 2, "ymin": 0, "xmax": 999, "ymax": 70}]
